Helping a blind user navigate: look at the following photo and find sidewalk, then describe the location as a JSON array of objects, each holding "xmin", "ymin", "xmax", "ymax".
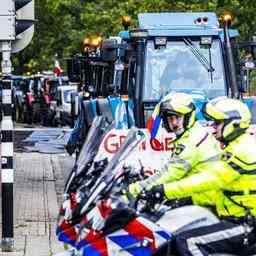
[{"xmin": 0, "ymin": 152, "xmax": 74, "ymax": 256}]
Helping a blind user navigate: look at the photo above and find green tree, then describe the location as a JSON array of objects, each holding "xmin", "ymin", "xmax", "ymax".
[{"xmin": 11, "ymin": 0, "xmax": 256, "ymax": 74}]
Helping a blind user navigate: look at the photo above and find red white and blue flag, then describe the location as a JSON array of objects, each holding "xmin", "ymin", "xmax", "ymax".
[
  {"xmin": 146, "ymin": 103, "xmax": 162, "ymax": 149},
  {"xmin": 146, "ymin": 93, "xmax": 176, "ymax": 149},
  {"xmin": 54, "ymin": 59, "xmax": 62, "ymax": 77}
]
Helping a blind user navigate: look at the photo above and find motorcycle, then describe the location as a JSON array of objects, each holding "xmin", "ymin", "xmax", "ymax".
[{"xmin": 55, "ymin": 128, "xmax": 221, "ymax": 256}]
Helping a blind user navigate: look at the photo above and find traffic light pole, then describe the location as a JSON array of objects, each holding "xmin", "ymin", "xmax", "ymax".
[{"xmin": 1, "ymin": 41, "xmax": 14, "ymax": 252}]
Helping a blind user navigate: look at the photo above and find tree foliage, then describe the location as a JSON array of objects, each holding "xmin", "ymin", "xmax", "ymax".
[{"xmin": 12, "ymin": 0, "xmax": 256, "ymax": 74}]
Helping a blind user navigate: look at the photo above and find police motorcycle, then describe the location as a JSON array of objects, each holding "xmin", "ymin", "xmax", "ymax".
[
  {"xmin": 57, "ymin": 127, "xmax": 144, "ymax": 237},
  {"xmin": 55, "ymin": 128, "xmax": 227, "ymax": 256}
]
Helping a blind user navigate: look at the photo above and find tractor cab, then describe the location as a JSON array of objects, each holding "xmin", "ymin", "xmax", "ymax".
[{"xmin": 116, "ymin": 12, "xmax": 242, "ymax": 126}]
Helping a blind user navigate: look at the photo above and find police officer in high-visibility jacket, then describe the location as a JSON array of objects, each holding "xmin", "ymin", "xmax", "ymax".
[
  {"xmin": 150, "ymin": 97, "xmax": 256, "ymax": 256},
  {"xmin": 129, "ymin": 92, "xmax": 222, "ymax": 197}
]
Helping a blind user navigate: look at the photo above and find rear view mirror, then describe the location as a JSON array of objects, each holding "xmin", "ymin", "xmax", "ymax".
[
  {"xmin": 101, "ymin": 39, "xmax": 119, "ymax": 62},
  {"xmin": 67, "ymin": 56, "xmax": 83, "ymax": 82}
]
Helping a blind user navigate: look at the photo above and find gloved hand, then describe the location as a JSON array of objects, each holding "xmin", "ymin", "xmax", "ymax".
[
  {"xmin": 128, "ymin": 182, "xmax": 143, "ymax": 197},
  {"xmin": 147, "ymin": 184, "xmax": 165, "ymax": 203}
]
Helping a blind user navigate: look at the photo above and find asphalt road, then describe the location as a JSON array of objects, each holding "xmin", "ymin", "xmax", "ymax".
[{"xmin": 13, "ymin": 126, "xmax": 74, "ymax": 206}]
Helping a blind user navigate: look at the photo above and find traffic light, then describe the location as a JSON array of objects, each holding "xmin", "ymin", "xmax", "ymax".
[
  {"xmin": 0, "ymin": 0, "xmax": 15, "ymax": 41},
  {"xmin": 12, "ymin": 0, "xmax": 35, "ymax": 53}
]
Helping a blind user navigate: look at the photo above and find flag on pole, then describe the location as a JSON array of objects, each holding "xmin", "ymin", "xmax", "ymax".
[
  {"xmin": 54, "ymin": 59, "xmax": 62, "ymax": 77},
  {"xmin": 146, "ymin": 93, "xmax": 175, "ymax": 149}
]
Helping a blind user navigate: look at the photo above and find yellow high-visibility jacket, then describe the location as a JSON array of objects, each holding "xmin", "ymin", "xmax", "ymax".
[{"xmin": 164, "ymin": 133, "xmax": 256, "ymax": 218}]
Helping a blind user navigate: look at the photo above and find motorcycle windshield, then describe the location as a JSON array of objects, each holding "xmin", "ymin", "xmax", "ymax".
[
  {"xmin": 64, "ymin": 116, "xmax": 114, "ymax": 193},
  {"xmin": 101, "ymin": 128, "xmax": 145, "ymax": 185},
  {"xmin": 76, "ymin": 116, "xmax": 114, "ymax": 175},
  {"xmin": 80, "ymin": 128, "xmax": 145, "ymax": 214}
]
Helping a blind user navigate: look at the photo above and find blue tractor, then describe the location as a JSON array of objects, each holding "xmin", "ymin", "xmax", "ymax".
[{"xmin": 116, "ymin": 12, "xmax": 255, "ymax": 127}]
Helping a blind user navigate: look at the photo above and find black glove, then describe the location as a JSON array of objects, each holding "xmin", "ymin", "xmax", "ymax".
[
  {"xmin": 135, "ymin": 185, "xmax": 165, "ymax": 213},
  {"xmin": 148, "ymin": 185, "xmax": 165, "ymax": 203},
  {"xmin": 166, "ymin": 197, "xmax": 193, "ymax": 209}
]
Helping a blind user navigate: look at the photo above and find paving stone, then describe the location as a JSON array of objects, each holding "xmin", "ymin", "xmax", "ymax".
[
  {"xmin": 25, "ymin": 236, "xmax": 50, "ymax": 256},
  {"xmin": 0, "ymin": 152, "xmax": 74, "ymax": 255}
]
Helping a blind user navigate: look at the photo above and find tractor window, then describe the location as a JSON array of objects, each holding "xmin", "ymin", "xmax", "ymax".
[{"xmin": 143, "ymin": 39, "xmax": 226, "ymax": 101}]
